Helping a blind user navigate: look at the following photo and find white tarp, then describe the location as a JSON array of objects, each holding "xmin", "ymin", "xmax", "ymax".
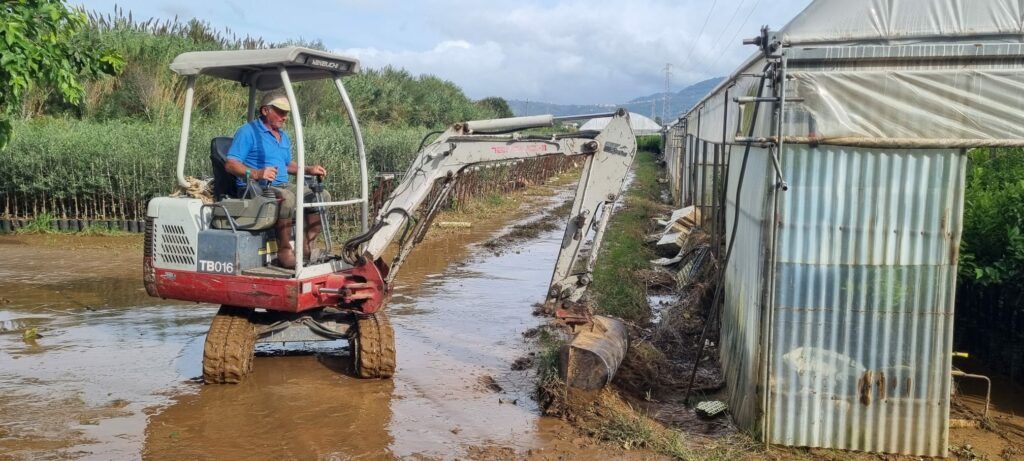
[
  {"xmin": 781, "ymin": 0, "xmax": 1024, "ymax": 45},
  {"xmin": 680, "ymin": 0, "xmax": 1024, "ymax": 143},
  {"xmin": 582, "ymin": 112, "xmax": 662, "ymax": 135},
  {"xmin": 787, "ymin": 67, "xmax": 1024, "ymax": 140}
]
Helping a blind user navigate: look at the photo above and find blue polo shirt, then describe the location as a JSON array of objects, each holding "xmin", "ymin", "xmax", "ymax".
[{"xmin": 226, "ymin": 119, "xmax": 292, "ymax": 187}]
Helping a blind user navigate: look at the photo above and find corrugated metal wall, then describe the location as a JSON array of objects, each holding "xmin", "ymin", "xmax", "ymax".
[
  {"xmin": 664, "ymin": 129, "xmax": 685, "ymax": 205},
  {"xmin": 768, "ymin": 146, "xmax": 965, "ymax": 457},
  {"xmin": 665, "ymin": 79, "xmax": 968, "ymax": 456},
  {"xmin": 721, "ymin": 146, "xmax": 774, "ymax": 428}
]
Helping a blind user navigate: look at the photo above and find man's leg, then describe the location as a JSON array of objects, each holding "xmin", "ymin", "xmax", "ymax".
[
  {"xmin": 275, "ymin": 218, "xmax": 296, "ymax": 268},
  {"xmin": 302, "ymin": 189, "xmax": 330, "ymax": 259},
  {"xmin": 273, "ymin": 185, "xmax": 298, "ymax": 269}
]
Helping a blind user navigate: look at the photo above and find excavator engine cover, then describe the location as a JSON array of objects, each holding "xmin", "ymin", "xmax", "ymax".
[{"xmin": 196, "ymin": 229, "xmax": 265, "ymax": 275}]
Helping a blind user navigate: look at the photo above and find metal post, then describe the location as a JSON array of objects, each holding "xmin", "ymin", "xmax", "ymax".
[
  {"xmin": 247, "ymin": 84, "xmax": 257, "ymax": 122},
  {"xmin": 175, "ymin": 76, "xmax": 196, "ymax": 188},
  {"xmin": 773, "ymin": 53, "xmax": 790, "ymax": 190},
  {"xmin": 701, "ymin": 140, "xmax": 708, "ymax": 227},
  {"xmin": 712, "ymin": 143, "xmax": 720, "ymax": 241},
  {"xmin": 334, "ymin": 77, "xmax": 369, "ymax": 232},
  {"xmin": 279, "ymin": 67, "xmax": 306, "ymax": 274},
  {"xmin": 717, "ymin": 87, "xmax": 728, "ymax": 256},
  {"xmin": 692, "ymin": 110, "xmax": 702, "ymax": 206},
  {"xmin": 697, "ymin": 141, "xmax": 704, "ymax": 225}
]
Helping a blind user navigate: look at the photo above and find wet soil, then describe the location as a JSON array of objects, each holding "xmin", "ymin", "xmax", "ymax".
[{"xmin": 0, "ymin": 183, "xmax": 659, "ymax": 460}]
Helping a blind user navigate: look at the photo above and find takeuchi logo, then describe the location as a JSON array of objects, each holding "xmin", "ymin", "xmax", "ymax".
[
  {"xmin": 490, "ymin": 144, "xmax": 548, "ymax": 154},
  {"xmin": 310, "ymin": 58, "xmax": 340, "ymax": 69}
]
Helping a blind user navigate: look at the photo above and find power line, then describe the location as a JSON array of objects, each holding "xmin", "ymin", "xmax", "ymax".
[
  {"xmin": 679, "ymin": 0, "xmax": 719, "ymax": 72},
  {"xmin": 704, "ymin": 0, "xmax": 747, "ymax": 62},
  {"xmin": 706, "ymin": 0, "xmax": 764, "ymax": 72}
]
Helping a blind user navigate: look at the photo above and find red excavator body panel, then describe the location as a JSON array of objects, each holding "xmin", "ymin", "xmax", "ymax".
[{"xmin": 145, "ymin": 257, "xmax": 388, "ymax": 314}]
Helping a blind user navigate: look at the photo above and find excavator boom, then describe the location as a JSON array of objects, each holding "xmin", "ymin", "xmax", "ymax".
[{"xmin": 345, "ymin": 109, "xmax": 637, "ymax": 308}]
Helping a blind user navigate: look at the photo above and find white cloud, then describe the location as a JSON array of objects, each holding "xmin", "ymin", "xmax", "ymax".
[
  {"xmin": 339, "ymin": 0, "xmax": 812, "ymax": 104},
  {"xmin": 81, "ymin": 0, "xmax": 814, "ymax": 104}
]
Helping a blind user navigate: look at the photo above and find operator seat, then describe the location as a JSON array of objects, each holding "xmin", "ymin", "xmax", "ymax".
[{"xmin": 210, "ymin": 137, "xmax": 237, "ymax": 200}]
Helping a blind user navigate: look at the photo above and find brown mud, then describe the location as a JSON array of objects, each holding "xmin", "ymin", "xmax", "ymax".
[{"xmin": 0, "ymin": 178, "xmax": 659, "ymax": 460}]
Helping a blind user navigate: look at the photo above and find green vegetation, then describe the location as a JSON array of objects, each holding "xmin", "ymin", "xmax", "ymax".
[
  {"xmin": 956, "ymin": 148, "xmax": 1024, "ymax": 385},
  {"xmin": 2, "ymin": 119, "xmax": 426, "ymax": 222},
  {"xmin": 960, "ymin": 148, "xmax": 1024, "ymax": 286},
  {"xmin": 0, "ymin": 0, "xmax": 123, "ymax": 149},
  {"xmin": 16, "ymin": 212, "xmax": 57, "ymax": 234},
  {"xmin": 18, "ymin": 7, "xmax": 509, "ymax": 127},
  {"xmin": 635, "ymin": 135, "xmax": 663, "ymax": 154},
  {"xmin": 2, "ymin": 6, "xmax": 517, "ymax": 225},
  {"xmin": 590, "ymin": 151, "xmax": 666, "ymax": 322}
]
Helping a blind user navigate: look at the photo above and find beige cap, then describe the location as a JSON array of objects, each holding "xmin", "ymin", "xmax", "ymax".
[{"xmin": 260, "ymin": 92, "xmax": 291, "ymax": 112}]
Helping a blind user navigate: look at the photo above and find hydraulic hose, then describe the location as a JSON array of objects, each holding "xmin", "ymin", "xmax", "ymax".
[
  {"xmin": 417, "ymin": 130, "xmax": 445, "ymax": 152},
  {"xmin": 342, "ymin": 207, "xmax": 413, "ymax": 264},
  {"xmin": 684, "ymin": 62, "xmax": 771, "ymax": 404}
]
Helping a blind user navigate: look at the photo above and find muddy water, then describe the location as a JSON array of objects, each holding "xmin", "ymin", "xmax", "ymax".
[{"xmin": 0, "ymin": 194, "xmax": 625, "ymax": 460}]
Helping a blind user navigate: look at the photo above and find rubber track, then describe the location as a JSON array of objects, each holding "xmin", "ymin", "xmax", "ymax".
[
  {"xmin": 354, "ymin": 313, "xmax": 396, "ymax": 379},
  {"xmin": 203, "ymin": 306, "xmax": 257, "ymax": 384}
]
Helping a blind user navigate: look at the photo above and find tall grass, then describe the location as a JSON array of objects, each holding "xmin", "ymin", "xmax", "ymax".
[
  {"xmin": 1, "ymin": 118, "xmax": 426, "ymax": 221},
  {"xmin": 5, "ymin": 7, "xmax": 519, "ymax": 226}
]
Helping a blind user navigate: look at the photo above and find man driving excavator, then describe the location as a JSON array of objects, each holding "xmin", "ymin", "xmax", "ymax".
[{"xmin": 223, "ymin": 92, "xmax": 330, "ymax": 268}]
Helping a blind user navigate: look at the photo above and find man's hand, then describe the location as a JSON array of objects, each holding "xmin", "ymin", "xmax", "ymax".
[
  {"xmin": 304, "ymin": 165, "xmax": 327, "ymax": 177},
  {"xmin": 254, "ymin": 166, "xmax": 278, "ymax": 182}
]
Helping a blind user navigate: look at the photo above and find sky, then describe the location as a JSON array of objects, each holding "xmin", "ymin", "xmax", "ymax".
[{"xmin": 75, "ymin": 0, "xmax": 814, "ymax": 105}]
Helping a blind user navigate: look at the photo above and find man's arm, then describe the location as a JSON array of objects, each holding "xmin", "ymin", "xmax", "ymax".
[
  {"xmin": 226, "ymin": 159, "xmax": 277, "ymax": 182},
  {"xmin": 287, "ymin": 161, "xmax": 326, "ymax": 177},
  {"xmin": 225, "ymin": 126, "xmax": 278, "ymax": 182}
]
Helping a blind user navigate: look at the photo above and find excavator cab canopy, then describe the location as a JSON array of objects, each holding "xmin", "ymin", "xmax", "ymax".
[
  {"xmin": 170, "ymin": 46, "xmax": 360, "ymax": 90},
  {"xmin": 169, "ymin": 47, "xmax": 370, "ymax": 274}
]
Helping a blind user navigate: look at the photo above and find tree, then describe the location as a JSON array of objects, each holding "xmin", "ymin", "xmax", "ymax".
[
  {"xmin": 0, "ymin": 0, "xmax": 124, "ymax": 149},
  {"xmin": 475, "ymin": 97, "xmax": 513, "ymax": 119}
]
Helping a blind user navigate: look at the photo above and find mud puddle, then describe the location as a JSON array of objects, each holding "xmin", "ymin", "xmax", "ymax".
[{"xmin": 0, "ymin": 191, "xmax": 651, "ymax": 460}]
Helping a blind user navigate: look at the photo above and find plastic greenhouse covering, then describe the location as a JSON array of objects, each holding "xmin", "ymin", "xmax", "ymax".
[{"xmin": 684, "ymin": 0, "xmax": 1024, "ymax": 144}]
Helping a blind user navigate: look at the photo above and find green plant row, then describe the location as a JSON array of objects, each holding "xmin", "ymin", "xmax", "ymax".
[
  {"xmin": 636, "ymin": 135, "xmax": 663, "ymax": 154},
  {"xmin": 0, "ymin": 118, "xmax": 428, "ymax": 221}
]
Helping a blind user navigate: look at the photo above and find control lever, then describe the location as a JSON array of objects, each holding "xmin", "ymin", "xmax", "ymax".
[
  {"xmin": 306, "ymin": 174, "xmax": 333, "ymax": 257},
  {"xmin": 261, "ymin": 184, "xmax": 276, "ymax": 199}
]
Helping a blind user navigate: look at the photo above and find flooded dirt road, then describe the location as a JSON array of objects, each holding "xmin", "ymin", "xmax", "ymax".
[{"xmin": 0, "ymin": 192, "xmax": 648, "ymax": 460}]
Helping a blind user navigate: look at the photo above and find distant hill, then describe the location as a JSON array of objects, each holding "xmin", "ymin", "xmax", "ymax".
[{"xmin": 508, "ymin": 77, "xmax": 724, "ymax": 122}]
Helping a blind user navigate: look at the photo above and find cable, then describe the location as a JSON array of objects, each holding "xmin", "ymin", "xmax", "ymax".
[
  {"xmin": 679, "ymin": 0, "xmax": 720, "ymax": 72},
  {"xmin": 683, "ymin": 62, "xmax": 770, "ymax": 404},
  {"xmin": 699, "ymin": 0, "xmax": 747, "ymax": 69},
  {"xmin": 417, "ymin": 130, "xmax": 445, "ymax": 152},
  {"xmin": 706, "ymin": 0, "xmax": 764, "ymax": 71},
  {"xmin": 342, "ymin": 207, "xmax": 413, "ymax": 264}
]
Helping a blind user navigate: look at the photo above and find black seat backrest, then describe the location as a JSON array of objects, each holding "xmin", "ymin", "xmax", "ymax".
[{"xmin": 210, "ymin": 137, "xmax": 236, "ymax": 200}]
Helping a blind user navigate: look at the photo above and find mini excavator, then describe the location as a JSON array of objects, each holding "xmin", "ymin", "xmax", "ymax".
[{"xmin": 143, "ymin": 47, "xmax": 636, "ymax": 383}]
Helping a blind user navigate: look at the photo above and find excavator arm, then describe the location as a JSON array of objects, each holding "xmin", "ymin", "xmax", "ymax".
[{"xmin": 342, "ymin": 109, "xmax": 636, "ymax": 309}]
